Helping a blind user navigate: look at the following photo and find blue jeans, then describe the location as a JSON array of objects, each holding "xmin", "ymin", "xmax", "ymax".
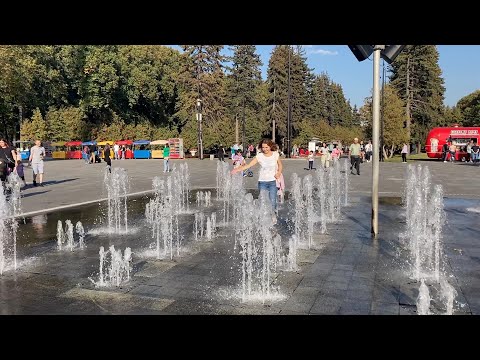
[
  {"xmin": 163, "ymin": 158, "xmax": 170, "ymax": 172},
  {"xmin": 258, "ymin": 180, "xmax": 277, "ymax": 212}
]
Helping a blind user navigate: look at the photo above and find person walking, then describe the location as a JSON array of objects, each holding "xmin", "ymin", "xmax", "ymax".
[
  {"xmin": 163, "ymin": 143, "xmax": 171, "ymax": 173},
  {"xmin": 0, "ymin": 137, "xmax": 17, "ymax": 186},
  {"xmin": 365, "ymin": 140, "xmax": 373, "ymax": 162},
  {"xmin": 28, "ymin": 139, "xmax": 46, "ymax": 186},
  {"xmin": 113, "ymin": 143, "xmax": 120, "ymax": 160},
  {"xmin": 104, "ymin": 143, "xmax": 112, "ymax": 173},
  {"xmin": 217, "ymin": 144, "xmax": 225, "ymax": 162},
  {"xmin": 401, "ymin": 143, "xmax": 409, "ymax": 163},
  {"xmin": 231, "ymin": 138, "xmax": 283, "ymax": 221},
  {"xmin": 349, "ymin": 137, "xmax": 361, "ymax": 175}
]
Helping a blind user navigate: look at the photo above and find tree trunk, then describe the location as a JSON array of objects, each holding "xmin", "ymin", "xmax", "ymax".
[
  {"xmin": 16, "ymin": 104, "xmax": 22, "ymax": 143},
  {"xmin": 405, "ymin": 55, "xmax": 411, "ymax": 144},
  {"xmin": 389, "ymin": 144, "xmax": 395, "ymax": 158},
  {"xmin": 416, "ymin": 141, "xmax": 421, "ymax": 154},
  {"xmin": 382, "ymin": 145, "xmax": 388, "ymax": 160}
]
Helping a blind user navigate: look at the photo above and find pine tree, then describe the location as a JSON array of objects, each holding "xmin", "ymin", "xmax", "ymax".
[
  {"xmin": 389, "ymin": 45, "xmax": 445, "ymax": 151},
  {"xmin": 227, "ymin": 45, "xmax": 264, "ymax": 148},
  {"xmin": 176, "ymin": 45, "xmax": 227, "ymax": 149}
]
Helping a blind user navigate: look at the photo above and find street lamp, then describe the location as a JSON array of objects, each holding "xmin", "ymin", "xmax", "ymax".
[
  {"xmin": 286, "ymin": 45, "xmax": 292, "ymax": 158},
  {"xmin": 196, "ymin": 98, "xmax": 204, "ymax": 160},
  {"xmin": 348, "ymin": 44, "xmax": 405, "ymax": 238}
]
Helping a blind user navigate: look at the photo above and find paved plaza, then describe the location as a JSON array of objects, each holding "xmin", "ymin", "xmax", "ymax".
[{"xmin": 1, "ymin": 157, "xmax": 480, "ymax": 314}]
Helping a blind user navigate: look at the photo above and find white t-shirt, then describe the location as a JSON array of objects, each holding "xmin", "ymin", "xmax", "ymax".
[
  {"xmin": 114, "ymin": 144, "xmax": 119, "ymax": 152},
  {"xmin": 256, "ymin": 151, "xmax": 279, "ymax": 182},
  {"xmin": 30, "ymin": 145, "xmax": 45, "ymax": 163}
]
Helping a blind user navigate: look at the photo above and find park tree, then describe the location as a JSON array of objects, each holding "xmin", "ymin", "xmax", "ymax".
[
  {"xmin": 0, "ymin": 46, "xmax": 38, "ymax": 141},
  {"xmin": 45, "ymin": 106, "xmax": 87, "ymax": 141},
  {"xmin": 390, "ymin": 45, "xmax": 445, "ymax": 151},
  {"xmin": 456, "ymin": 90, "xmax": 480, "ymax": 126},
  {"xmin": 226, "ymin": 45, "xmax": 265, "ymax": 148},
  {"xmin": 176, "ymin": 45, "xmax": 227, "ymax": 149},
  {"xmin": 381, "ymin": 85, "xmax": 408, "ymax": 158},
  {"xmin": 21, "ymin": 108, "xmax": 46, "ymax": 141}
]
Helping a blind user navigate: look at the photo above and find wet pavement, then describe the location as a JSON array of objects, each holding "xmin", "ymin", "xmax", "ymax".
[{"xmin": 1, "ymin": 158, "xmax": 480, "ymax": 315}]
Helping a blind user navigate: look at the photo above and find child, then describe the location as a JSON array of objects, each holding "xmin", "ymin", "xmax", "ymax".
[
  {"xmin": 232, "ymin": 149, "xmax": 247, "ymax": 176},
  {"xmin": 307, "ymin": 150, "xmax": 315, "ymax": 170},
  {"xmin": 331, "ymin": 145, "xmax": 341, "ymax": 165},
  {"xmin": 15, "ymin": 160, "xmax": 27, "ymax": 187}
]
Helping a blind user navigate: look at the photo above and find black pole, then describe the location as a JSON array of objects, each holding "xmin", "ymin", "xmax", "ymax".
[
  {"xmin": 242, "ymin": 98, "xmax": 246, "ymax": 156},
  {"xmin": 380, "ymin": 60, "xmax": 385, "ymax": 162},
  {"xmin": 287, "ymin": 45, "xmax": 292, "ymax": 158}
]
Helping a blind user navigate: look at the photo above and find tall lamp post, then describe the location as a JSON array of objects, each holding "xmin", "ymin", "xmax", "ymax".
[
  {"xmin": 196, "ymin": 98, "xmax": 204, "ymax": 160},
  {"xmin": 286, "ymin": 45, "xmax": 292, "ymax": 158},
  {"xmin": 348, "ymin": 45, "xmax": 405, "ymax": 238}
]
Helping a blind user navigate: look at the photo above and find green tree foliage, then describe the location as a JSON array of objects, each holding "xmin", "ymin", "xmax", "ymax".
[
  {"xmin": 21, "ymin": 108, "xmax": 46, "ymax": 141},
  {"xmin": 456, "ymin": 90, "xmax": 480, "ymax": 126},
  {"xmin": 226, "ymin": 45, "xmax": 267, "ymax": 146},
  {"xmin": 382, "ymin": 85, "xmax": 408, "ymax": 157},
  {"xmin": 266, "ymin": 46, "xmax": 315, "ymax": 146},
  {"xmin": 176, "ymin": 45, "xmax": 226, "ymax": 149},
  {"xmin": 389, "ymin": 45, "xmax": 445, "ymax": 149},
  {"xmin": 45, "ymin": 106, "xmax": 87, "ymax": 141}
]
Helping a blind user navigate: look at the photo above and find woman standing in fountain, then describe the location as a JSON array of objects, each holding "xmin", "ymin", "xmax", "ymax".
[{"xmin": 231, "ymin": 139, "xmax": 283, "ymax": 215}]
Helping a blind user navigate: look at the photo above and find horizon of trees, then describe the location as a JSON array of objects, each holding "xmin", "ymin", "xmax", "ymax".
[{"xmin": 0, "ymin": 45, "xmax": 477, "ymax": 153}]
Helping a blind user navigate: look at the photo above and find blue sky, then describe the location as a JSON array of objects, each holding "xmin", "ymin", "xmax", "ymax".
[{"xmin": 169, "ymin": 45, "xmax": 480, "ymax": 109}]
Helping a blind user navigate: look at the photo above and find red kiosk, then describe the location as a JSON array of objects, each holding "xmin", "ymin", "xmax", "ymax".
[
  {"xmin": 65, "ymin": 141, "xmax": 83, "ymax": 159},
  {"xmin": 114, "ymin": 140, "xmax": 134, "ymax": 159},
  {"xmin": 425, "ymin": 126, "xmax": 480, "ymax": 161}
]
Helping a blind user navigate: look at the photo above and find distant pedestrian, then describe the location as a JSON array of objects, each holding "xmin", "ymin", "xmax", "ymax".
[
  {"xmin": 114, "ymin": 143, "xmax": 120, "ymax": 160},
  {"xmin": 28, "ymin": 139, "xmax": 46, "ymax": 186},
  {"xmin": 442, "ymin": 139, "xmax": 449, "ymax": 162},
  {"xmin": 365, "ymin": 140, "xmax": 373, "ymax": 162},
  {"xmin": 349, "ymin": 137, "xmax": 361, "ymax": 175},
  {"xmin": 401, "ymin": 143, "xmax": 408, "ymax": 163},
  {"xmin": 104, "ymin": 143, "xmax": 112, "ymax": 173},
  {"xmin": 217, "ymin": 144, "xmax": 225, "ymax": 162},
  {"xmin": 307, "ymin": 150, "xmax": 315, "ymax": 170},
  {"xmin": 163, "ymin": 143, "xmax": 170, "ymax": 173}
]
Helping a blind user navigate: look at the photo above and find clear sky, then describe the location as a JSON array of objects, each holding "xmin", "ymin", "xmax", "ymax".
[{"xmin": 169, "ymin": 45, "xmax": 480, "ymax": 109}]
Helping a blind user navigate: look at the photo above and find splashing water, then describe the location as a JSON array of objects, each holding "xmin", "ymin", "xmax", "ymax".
[
  {"xmin": 57, "ymin": 220, "xmax": 65, "ymax": 250},
  {"xmin": 65, "ymin": 220, "xmax": 75, "ymax": 252},
  {"xmin": 76, "ymin": 221, "xmax": 85, "ymax": 249},
  {"xmin": 416, "ymin": 279, "xmax": 431, "ymax": 315},
  {"xmin": 104, "ymin": 167, "xmax": 129, "ymax": 234},
  {"xmin": 404, "ymin": 165, "xmax": 445, "ymax": 282},
  {"xmin": 90, "ymin": 245, "xmax": 132, "ymax": 287}
]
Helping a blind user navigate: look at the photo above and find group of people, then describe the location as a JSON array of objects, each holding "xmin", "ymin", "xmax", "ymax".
[
  {"xmin": 443, "ymin": 139, "xmax": 480, "ymax": 163},
  {"xmin": 305, "ymin": 143, "xmax": 343, "ymax": 171},
  {"xmin": 0, "ymin": 137, "xmax": 45, "ymax": 190}
]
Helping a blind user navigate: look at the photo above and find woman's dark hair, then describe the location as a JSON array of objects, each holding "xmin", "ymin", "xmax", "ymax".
[{"xmin": 258, "ymin": 138, "xmax": 278, "ymax": 151}]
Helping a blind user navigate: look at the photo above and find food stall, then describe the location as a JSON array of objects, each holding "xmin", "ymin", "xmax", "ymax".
[
  {"xmin": 13, "ymin": 141, "xmax": 32, "ymax": 161},
  {"xmin": 150, "ymin": 140, "xmax": 169, "ymax": 159},
  {"xmin": 97, "ymin": 141, "xmax": 114, "ymax": 158},
  {"xmin": 168, "ymin": 138, "xmax": 184, "ymax": 159},
  {"xmin": 65, "ymin": 141, "xmax": 83, "ymax": 159},
  {"xmin": 51, "ymin": 141, "xmax": 67, "ymax": 159},
  {"xmin": 114, "ymin": 140, "xmax": 134, "ymax": 159},
  {"xmin": 133, "ymin": 140, "xmax": 151, "ymax": 159}
]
